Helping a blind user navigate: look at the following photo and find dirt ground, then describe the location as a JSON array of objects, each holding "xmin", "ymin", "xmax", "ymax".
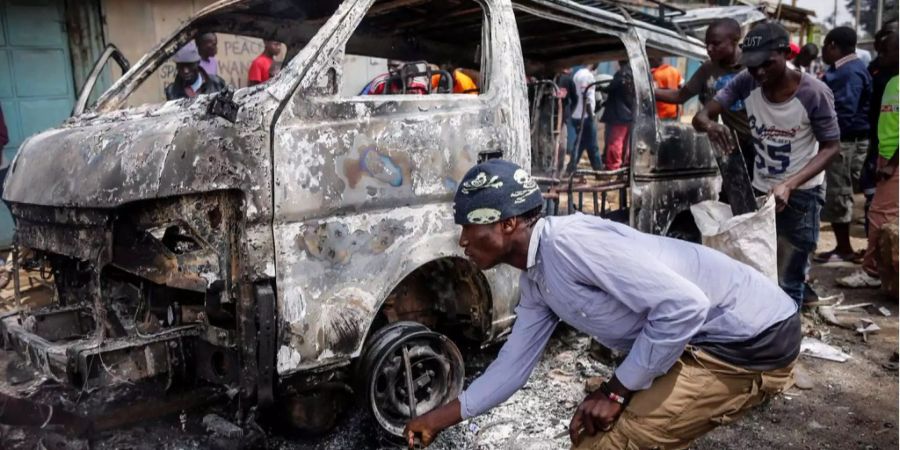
[{"xmin": 1, "ymin": 197, "xmax": 897, "ymax": 450}]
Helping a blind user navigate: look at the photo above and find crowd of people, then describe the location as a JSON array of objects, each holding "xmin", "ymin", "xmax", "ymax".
[
  {"xmin": 164, "ymin": 34, "xmax": 285, "ymax": 100},
  {"xmin": 556, "ymin": 18, "xmax": 898, "ymax": 308},
  {"xmin": 404, "ymin": 18, "xmax": 898, "ymax": 450}
]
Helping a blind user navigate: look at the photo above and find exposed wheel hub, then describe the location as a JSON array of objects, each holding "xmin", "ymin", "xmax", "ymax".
[{"xmin": 358, "ymin": 322, "xmax": 464, "ymax": 436}]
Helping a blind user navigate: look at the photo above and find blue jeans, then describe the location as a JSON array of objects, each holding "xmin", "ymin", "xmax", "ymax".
[
  {"xmin": 773, "ymin": 186, "xmax": 824, "ymax": 305},
  {"xmin": 566, "ymin": 116, "xmax": 602, "ymax": 171}
]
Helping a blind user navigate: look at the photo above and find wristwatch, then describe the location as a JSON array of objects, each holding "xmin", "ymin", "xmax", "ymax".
[{"xmin": 599, "ymin": 381, "xmax": 628, "ymax": 405}]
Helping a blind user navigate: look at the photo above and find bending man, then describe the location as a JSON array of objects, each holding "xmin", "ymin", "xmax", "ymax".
[{"xmin": 405, "ymin": 159, "xmax": 800, "ymax": 449}]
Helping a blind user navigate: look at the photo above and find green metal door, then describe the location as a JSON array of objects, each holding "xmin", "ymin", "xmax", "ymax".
[{"xmin": 0, "ymin": 0, "xmax": 76, "ymax": 247}]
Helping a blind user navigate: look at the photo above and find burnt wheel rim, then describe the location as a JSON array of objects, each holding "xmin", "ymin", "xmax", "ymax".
[{"xmin": 364, "ymin": 328, "xmax": 464, "ymax": 436}]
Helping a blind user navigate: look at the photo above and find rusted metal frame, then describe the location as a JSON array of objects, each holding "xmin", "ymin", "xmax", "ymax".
[
  {"xmin": 12, "ymin": 243, "xmax": 20, "ymax": 309},
  {"xmin": 519, "ymin": 26, "xmax": 584, "ymax": 42},
  {"xmin": 514, "ymin": 0, "xmax": 630, "ymax": 34},
  {"xmin": 72, "ymin": 329, "xmax": 198, "ymax": 388},
  {"xmin": 255, "ymin": 282, "xmax": 277, "ymax": 407},
  {"xmin": 73, "ymin": 45, "xmax": 131, "ymax": 116},
  {"xmin": 92, "ymin": 386, "xmax": 225, "ymax": 432},
  {"xmin": 388, "ymin": 10, "xmax": 482, "ymax": 32},
  {"xmin": 401, "ymin": 345, "xmax": 417, "ymax": 419},
  {"xmin": 367, "ymin": 0, "xmax": 430, "ymax": 16}
]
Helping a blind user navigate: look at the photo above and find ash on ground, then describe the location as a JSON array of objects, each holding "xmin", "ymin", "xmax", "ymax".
[{"xmin": 272, "ymin": 326, "xmax": 611, "ymax": 450}]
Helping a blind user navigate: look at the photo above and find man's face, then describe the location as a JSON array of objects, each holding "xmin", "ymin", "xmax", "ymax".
[
  {"xmin": 177, "ymin": 62, "xmax": 200, "ymax": 84},
  {"xmin": 705, "ymin": 27, "xmax": 737, "ymax": 65},
  {"xmin": 458, "ymin": 221, "xmax": 511, "ymax": 270},
  {"xmin": 198, "ymin": 34, "xmax": 217, "ymax": 58},
  {"xmin": 264, "ymin": 40, "xmax": 283, "ymax": 57},
  {"xmin": 747, "ymin": 50, "xmax": 787, "ymax": 88},
  {"xmin": 821, "ymin": 41, "xmax": 840, "ymax": 65},
  {"xmin": 387, "ymin": 59, "xmax": 404, "ymax": 72}
]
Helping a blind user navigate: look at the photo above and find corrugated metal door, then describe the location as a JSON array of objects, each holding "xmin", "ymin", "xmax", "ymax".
[{"xmin": 0, "ymin": 0, "xmax": 76, "ymax": 246}]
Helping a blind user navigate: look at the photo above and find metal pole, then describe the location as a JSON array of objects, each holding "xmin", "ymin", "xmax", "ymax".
[
  {"xmin": 855, "ymin": 0, "xmax": 861, "ymax": 31},
  {"xmin": 834, "ymin": 0, "xmax": 838, "ymax": 28},
  {"xmin": 877, "ymin": 0, "xmax": 885, "ymax": 30}
]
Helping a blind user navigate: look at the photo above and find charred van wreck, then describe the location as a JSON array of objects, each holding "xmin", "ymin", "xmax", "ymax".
[{"xmin": 1, "ymin": 0, "xmax": 718, "ymax": 438}]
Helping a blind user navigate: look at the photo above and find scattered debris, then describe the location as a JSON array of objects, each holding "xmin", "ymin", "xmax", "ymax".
[
  {"xmin": 793, "ymin": 366, "xmax": 815, "ymax": 390},
  {"xmin": 803, "ymin": 292, "xmax": 845, "ymax": 309},
  {"xmin": 587, "ymin": 341, "xmax": 627, "ymax": 370},
  {"xmin": 584, "ymin": 376, "xmax": 603, "ymax": 393},
  {"xmin": 877, "ymin": 306, "xmax": 891, "ymax": 317},
  {"xmin": 883, "ymin": 351, "xmax": 899, "ymax": 371},
  {"xmin": 202, "ymin": 413, "xmax": 243, "ymax": 439},
  {"xmin": 815, "ymin": 305, "xmax": 852, "ymax": 329},
  {"xmin": 808, "ymin": 420, "xmax": 826, "ymax": 430},
  {"xmin": 5, "ymin": 360, "xmax": 36, "ymax": 386},
  {"xmin": 855, "ymin": 319, "xmax": 881, "ymax": 342},
  {"xmin": 800, "ymin": 337, "xmax": 852, "ymax": 363},
  {"xmin": 835, "ymin": 303, "xmax": 873, "ymax": 311},
  {"xmin": 548, "ymin": 368, "xmax": 576, "ymax": 383}
]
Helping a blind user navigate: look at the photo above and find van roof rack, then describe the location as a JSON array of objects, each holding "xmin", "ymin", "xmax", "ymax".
[{"xmin": 571, "ymin": 0, "xmax": 686, "ymax": 31}]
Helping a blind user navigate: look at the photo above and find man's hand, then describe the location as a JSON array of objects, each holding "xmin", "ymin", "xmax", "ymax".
[
  {"xmin": 770, "ymin": 182, "xmax": 793, "ymax": 212},
  {"xmin": 568, "ymin": 389, "xmax": 624, "ymax": 445},
  {"xmin": 403, "ymin": 399, "xmax": 463, "ymax": 448},
  {"xmin": 706, "ymin": 123, "xmax": 737, "ymax": 156},
  {"xmin": 405, "ymin": 415, "xmax": 439, "ymax": 448}
]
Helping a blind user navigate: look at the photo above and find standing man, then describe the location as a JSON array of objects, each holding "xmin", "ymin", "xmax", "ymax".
[
  {"xmin": 693, "ymin": 22, "xmax": 840, "ymax": 304},
  {"xmin": 815, "ymin": 27, "xmax": 873, "ymax": 264},
  {"xmin": 248, "ymin": 40, "xmax": 283, "ymax": 86},
  {"xmin": 655, "ymin": 18, "xmax": 755, "ymax": 177},
  {"xmin": 164, "ymin": 42, "xmax": 227, "ymax": 100},
  {"xmin": 795, "ymin": 44, "xmax": 819, "ymax": 74},
  {"xmin": 566, "ymin": 64, "xmax": 603, "ymax": 172},
  {"xmin": 859, "ymin": 26, "xmax": 898, "ymax": 237},
  {"xmin": 650, "ymin": 57, "xmax": 683, "ymax": 121},
  {"xmin": 600, "ymin": 61, "xmax": 634, "ymax": 170},
  {"xmin": 404, "ymin": 159, "xmax": 800, "ymax": 449},
  {"xmin": 195, "ymin": 32, "xmax": 219, "ymax": 78},
  {"xmin": 557, "ymin": 67, "xmax": 578, "ymax": 173},
  {"xmin": 838, "ymin": 30, "xmax": 899, "ymax": 288}
]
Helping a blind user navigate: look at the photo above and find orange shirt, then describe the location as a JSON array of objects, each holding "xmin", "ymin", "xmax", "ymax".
[
  {"xmin": 431, "ymin": 70, "xmax": 478, "ymax": 94},
  {"xmin": 652, "ymin": 64, "xmax": 683, "ymax": 119}
]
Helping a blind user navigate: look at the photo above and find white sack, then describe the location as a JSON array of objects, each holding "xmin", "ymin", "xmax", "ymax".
[{"xmin": 690, "ymin": 196, "xmax": 777, "ymax": 282}]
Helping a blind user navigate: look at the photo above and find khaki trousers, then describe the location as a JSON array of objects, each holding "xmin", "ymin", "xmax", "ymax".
[{"xmin": 573, "ymin": 347, "xmax": 795, "ymax": 450}]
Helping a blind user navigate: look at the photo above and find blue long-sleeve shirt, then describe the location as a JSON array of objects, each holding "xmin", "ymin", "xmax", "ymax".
[
  {"xmin": 823, "ymin": 54, "xmax": 872, "ymax": 136},
  {"xmin": 458, "ymin": 214, "xmax": 798, "ymax": 419}
]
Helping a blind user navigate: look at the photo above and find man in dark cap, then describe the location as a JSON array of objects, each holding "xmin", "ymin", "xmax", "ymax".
[
  {"xmin": 694, "ymin": 22, "xmax": 840, "ymax": 305},
  {"xmin": 165, "ymin": 42, "xmax": 227, "ymax": 100},
  {"xmin": 404, "ymin": 159, "xmax": 800, "ymax": 449}
]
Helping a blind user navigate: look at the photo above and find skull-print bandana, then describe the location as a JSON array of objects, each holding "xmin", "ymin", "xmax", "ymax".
[{"xmin": 453, "ymin": 159, "xmax": 543, "ymax": 225}]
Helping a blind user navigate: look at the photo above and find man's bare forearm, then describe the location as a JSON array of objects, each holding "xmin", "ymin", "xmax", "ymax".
[
  {"xmin": 692, "ymin": 105, "xmax": 721, "ymax": 133},
  {"xmin": 426, "ymin": 399, "xmax": 463, "ymax": 430},
  {"xmin": 655, "ymin": 88, "xmax": 687, "ymax": 105}
]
